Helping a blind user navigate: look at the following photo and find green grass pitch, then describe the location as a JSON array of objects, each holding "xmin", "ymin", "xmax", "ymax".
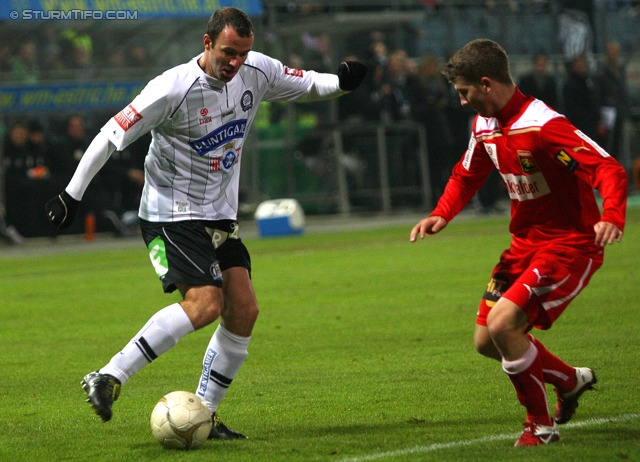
[{"xmin": 1, "ymin": 209, "xmax": 639, "ymax": 461}]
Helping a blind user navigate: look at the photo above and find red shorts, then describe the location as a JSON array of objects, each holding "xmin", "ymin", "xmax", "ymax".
[{"xmin": 477, "ymin": 239, "xmax": 603, "ymax": 330}]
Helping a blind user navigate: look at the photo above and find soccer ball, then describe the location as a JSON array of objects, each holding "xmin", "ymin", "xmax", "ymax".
[{"xmin": 150, "ymin": 391, "xmax": 212, "ymax": 449}]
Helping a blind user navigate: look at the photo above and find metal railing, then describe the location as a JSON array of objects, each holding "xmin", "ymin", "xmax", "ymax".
[{"xmin": 247, "ymin": 120, "xmax": 431, "ymax": 215}]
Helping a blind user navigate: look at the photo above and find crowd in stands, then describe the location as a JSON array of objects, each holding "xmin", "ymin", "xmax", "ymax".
[
  {"xmin": 0, "ymin": 19, "xmax": 636, "ymax": 239},
  {"xmin": 0, "ymin": 26, "xmax": 150, "ymax": 84},
  {"xmin": 332, "ymin": 32, "xmax": 633, "ymax": 211},
  {"xmin": 2, "ymin": 114, "xmax": 148, "ymax": 238}
]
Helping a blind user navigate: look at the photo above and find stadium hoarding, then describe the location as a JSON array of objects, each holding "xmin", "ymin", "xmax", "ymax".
[
  {"xmin": 0, "ymin": 0, "xmax": 263, "ymax": 20},
  {"xmin": 0, "ymin": 81, "xmax": 146, "ymax": 113}
]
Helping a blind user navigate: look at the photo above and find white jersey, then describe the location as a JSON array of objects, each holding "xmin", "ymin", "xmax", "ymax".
[{"xmin": 101, "ymin": 51, "xmax": 344, "ymax": 222}]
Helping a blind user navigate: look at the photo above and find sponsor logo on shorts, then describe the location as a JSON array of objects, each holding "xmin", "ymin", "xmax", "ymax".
[
  {"xmin": 518, "ymin": 150, "xmax": 539, "ymax": 174},
  {"xmin": 210, "ymin": 261, "xmax": 222, "ymax": 281},
  {"xmin": 147, "ymin": 236, "xmax": 168, "ymax": 278},
  {"xmin": 114, "ymin": 104, "xmax": 142, "ymax": 131},
  {"xmin": 483, "ymin": 273, "xmax": 509, "ymax": 307}
]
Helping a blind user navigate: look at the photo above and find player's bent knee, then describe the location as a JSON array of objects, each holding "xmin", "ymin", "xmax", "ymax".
[
  {"xmin": 181, "ymin": 286, "xmax": 224, "ymax": 329},
  {"xmin": 474, "ymin": 338, "xmax": 501, "ymax": 360}
]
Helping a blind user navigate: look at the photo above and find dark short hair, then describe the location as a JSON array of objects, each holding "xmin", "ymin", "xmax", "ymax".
[
  {"xmin": 443, "ymin": 39, "xmax": 513, "ymax": 85},
  {"xmin": 206, "ymin": 7, "xmax": 253, "ymax": 46}
]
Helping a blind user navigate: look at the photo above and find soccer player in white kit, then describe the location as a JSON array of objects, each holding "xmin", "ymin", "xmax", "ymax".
[{"xmin": 45, "ymin": 7, "xmax": 367, "ymax": 439}]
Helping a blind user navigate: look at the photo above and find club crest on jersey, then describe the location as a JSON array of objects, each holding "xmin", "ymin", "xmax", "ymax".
[
  {"xmin": 189, "ymin": 119, "xmax": 247, "ymax": 156},
  {"xmin": 518, "ymin": 151, "xmax": 540, "ymax": 174},
  {"xmin": 210, "ymin": 143, "xmax": 239, "ymax": 173},
  {"xmin": 221, "ymin": 144, "xmax": 238, "ymax": 173},
  {"xmin": 241, "ymin": 91, "xmax": 253, "ymax": 111}
]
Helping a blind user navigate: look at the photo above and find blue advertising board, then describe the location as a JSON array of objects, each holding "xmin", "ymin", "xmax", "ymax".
[{"xmin": 0, "ymin": 81, "xmax": 146, "ymax": 114}]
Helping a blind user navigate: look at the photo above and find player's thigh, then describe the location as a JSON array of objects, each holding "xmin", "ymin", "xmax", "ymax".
[
  {"xmin": 504, "ymin": 247, "xmax": 602, "ymax": 330},
  {"xmin": 141, "ymin": 219, "xmax": 223, "ymax": 293}
]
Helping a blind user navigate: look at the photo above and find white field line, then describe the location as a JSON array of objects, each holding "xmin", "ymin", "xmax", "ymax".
[{"xmin": 336, "ymin": 414, "xmax": 640, "ymax": 462}]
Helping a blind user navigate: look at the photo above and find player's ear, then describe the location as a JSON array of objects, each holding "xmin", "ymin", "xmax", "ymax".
[
  {"xmin": 203, "ymin": 34, "xmax": 212, "ymax": 50},
  {"xmin": 479, "ymin": 77, "xmax": 491, "ymax": 94}
]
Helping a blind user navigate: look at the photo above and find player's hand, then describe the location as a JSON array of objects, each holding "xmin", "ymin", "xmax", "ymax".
[
  {"xmin": 594, "ymin": 221, "xmax": 623, "ymax": 246},
  {"xmin": 410, "ymin": 216, "xmax": 447, "ymax": 242},
  {"xmin": 45, "ymin": 190, "xmax": 80, "ymax": 230},
  {"xmin": 338, "ymin": 61, "xmax": 368, "ymax": 91}
]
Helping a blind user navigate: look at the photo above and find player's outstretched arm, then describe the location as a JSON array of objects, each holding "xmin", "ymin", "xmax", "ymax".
[
  {"xmin": 410, "ymin": 216, "xmax": 447, "ymax": 242},
  {"xmin": 594, "ymin": 221, "xmax": 623, "ymax": 246}
]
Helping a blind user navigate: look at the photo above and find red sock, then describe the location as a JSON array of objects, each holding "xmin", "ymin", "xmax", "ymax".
[
  {"xmin": 502, "ymin": 342, "xmax": 552, "ymax": 426},
  {"xmin": 527, "ymin": 334, "xmax": 577, "ymax": 394}
]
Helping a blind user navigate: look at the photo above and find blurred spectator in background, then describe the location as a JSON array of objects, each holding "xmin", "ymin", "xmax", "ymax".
[
  {"xmin": 3, "ymin": 122, "xmax": 55, "ymax": 237},
  {"xmin": 596, "ymin": 40, "xmax": 630, "ymax": 161},
  {"xmin": 338, "ymin": 54, "xmax": 377, "ymax": 123},
  {"xmin": 376, "ymin": 49, "xmax": 428, "ymax": 122},
  {"xmin": 365, "ymin": 32, "xmax": 389, "ymax": 105},
  {"xmin": 26, "ymin": 120, "xmax": 49, "ymax": 171},
  {"xmin": 106, "ymin": 134, "xmax": 149, "ymax": 213},
  {"xmin": 48, "ymin": 115, "xmax": 119, "ymax": 234},
  {"xmin": 563, "ymin": 55, "xmax": 602, "ymax": 143},
  {"xmin": 59, "ymin": 28, "xmax": 95, "ymax": 79},
  {"xmin": 302, "ymin": 33, "xmax": 333, "ymax": 73},
  {"xmin": 49, "ymin": 115, "xmax": 90, "ymax": 183},
  {"xmin": 40, "ymin": 27, "xmax": 66, "ymax": 77},
  {"xmin": 416, "ymin": 53, "xmax": 454, "ymax": 200},
  {"xmin": 11, "ymin": 42, "xmax": 39, "ymax": 84},
  {"xmin": 107, "ymin": 47, "xmax": 127, "ymax": 68},
  {"xmin": 126, "ymin": 40, "xmax": 147, "ymax": 68},
  {"xmin": 0, "ymin": 44, "xmax": 13, "ymax": 73},
  {"xmin": 125, "ymin": 40, "xmax": 150, "ymax": 79},
  {"xmin": 3, "ymin": 122, "xmax": 32, "ymax": 179},
  {"xmin": 376, "ymin": 49, "xmax": 428, "ymax": 205},
  {"xmin": 518, "ymin": 52, "xmax": 559, "ymax": 109},
  {"xmin": 69, "ymin": 44, "xmax": 97, "ymax": 80}
]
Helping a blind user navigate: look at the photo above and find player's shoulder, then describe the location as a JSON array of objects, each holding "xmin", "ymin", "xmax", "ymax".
[
  {"xmin": 244, "ymin": 51, "xmax": 278, "ymax": 67},
  {"xmin": 242, "ymin": 51, "xmax": 281, "ymax": 78},
  {"xmin": 511, "ymin": 99, "xmax": 564, "ymax": 130},
  {"xmin": 148, "ymin": 57, "xmax": 202, "ymax": 96}
]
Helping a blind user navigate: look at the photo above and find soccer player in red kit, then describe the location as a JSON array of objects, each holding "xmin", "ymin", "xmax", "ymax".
[{"xmin": 410, "ymin": 39, "xmax": 627, "ymax": 447}]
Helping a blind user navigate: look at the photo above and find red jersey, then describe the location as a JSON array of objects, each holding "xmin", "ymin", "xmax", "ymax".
[{"xmin": 432, "ymin": 89, "xmax": 627, "ymax": 248}]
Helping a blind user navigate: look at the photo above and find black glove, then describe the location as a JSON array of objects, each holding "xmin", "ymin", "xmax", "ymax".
[
  {"xmin": 338, "ymin": 61, "xmax": 368, "ymax": 91},
  {"xmin": 45, "ymin": 190, "xmax": 80, "ymax": 230}
]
